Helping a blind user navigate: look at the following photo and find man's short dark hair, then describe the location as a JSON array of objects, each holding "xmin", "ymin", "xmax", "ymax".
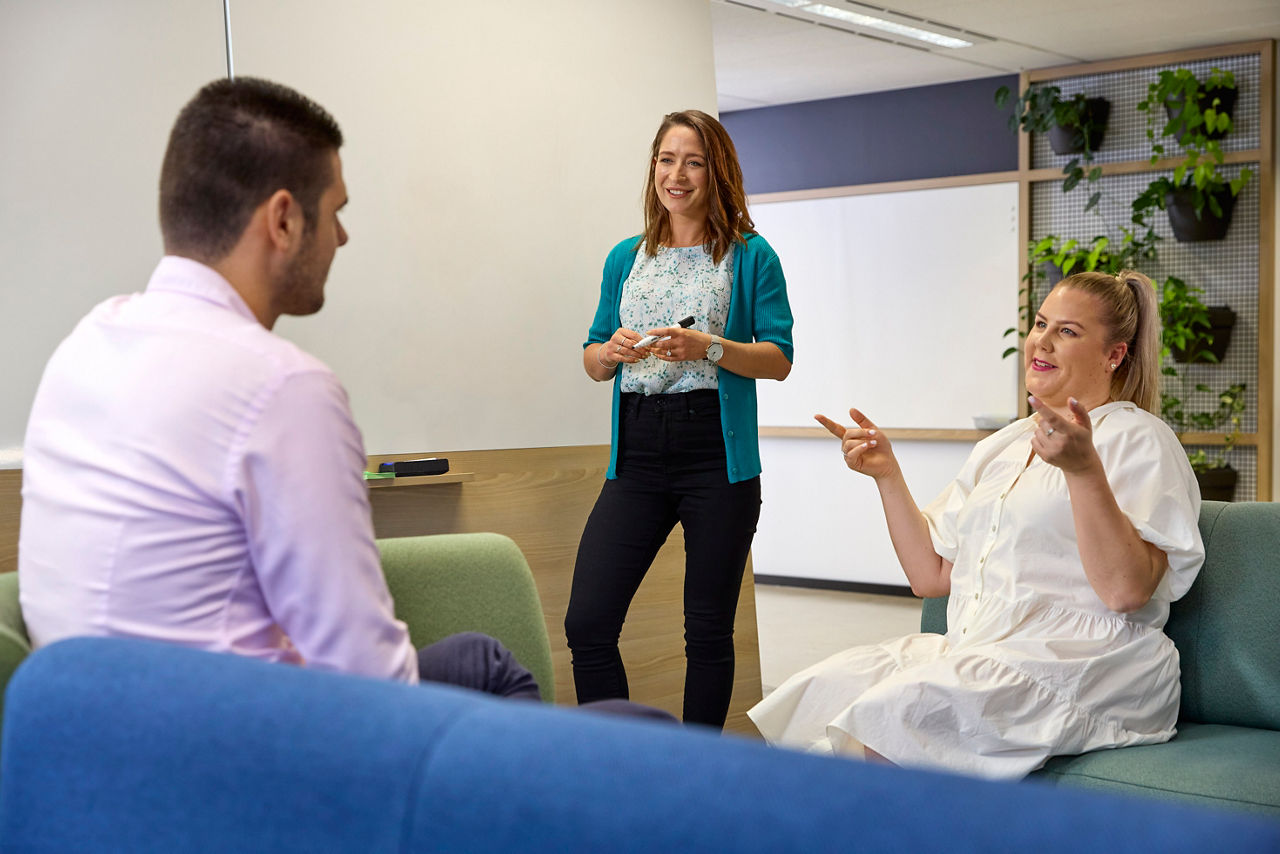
[{"xmin": 159, "ymin": 77, "xmax": 343, "ymax": 262}]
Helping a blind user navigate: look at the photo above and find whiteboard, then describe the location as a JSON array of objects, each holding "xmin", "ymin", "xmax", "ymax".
[
  {"xmin": 753, "ymin": 182, "xmax": 1021, "ymax": 430},
  {"xmin": 0, "ymin": 0, "xmax": 717, "ymax": 461}
]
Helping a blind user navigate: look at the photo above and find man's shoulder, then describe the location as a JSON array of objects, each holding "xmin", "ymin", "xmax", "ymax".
[
  {"xmin": 171, "ymin": 300, "xmax": 338, "ymax": 386},
  {"xmin": 246, "ymin": 325, "xmax": 335, "ymax": 381},
  {"xmin": 49, "ymin": 290, "xmax": 345, "ymax": 429}
]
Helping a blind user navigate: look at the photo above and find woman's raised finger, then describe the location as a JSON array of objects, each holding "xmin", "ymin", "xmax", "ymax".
[{"xmin": 815, "ymin": 413, "xmax": 847, "ymax": 439}]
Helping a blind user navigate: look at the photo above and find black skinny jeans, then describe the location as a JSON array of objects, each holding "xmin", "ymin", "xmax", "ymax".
[{"xmin": 565, "ymin": 389, "xmax": 761, "ymax": 729}]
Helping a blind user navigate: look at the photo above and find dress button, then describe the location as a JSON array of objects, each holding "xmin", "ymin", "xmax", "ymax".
[
  {"xmin": 722, "ymin": 393, "xmax": 729, "ymax": 400},
  {"xmin": 973, "ymin": 593, "xmax": 979, "ymax": 601},
  {"xmin": 991, "ymin": 525, "xmax": 997, "ymax": 532},
  {"xmin": 728, "ymin": 430, "xmax": 735, "ymax": 438}
]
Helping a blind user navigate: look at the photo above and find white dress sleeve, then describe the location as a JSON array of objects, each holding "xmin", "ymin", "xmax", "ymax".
[{"xmin": 1094, "ymin": 409, "xmax": 1205, "ymax": 602}]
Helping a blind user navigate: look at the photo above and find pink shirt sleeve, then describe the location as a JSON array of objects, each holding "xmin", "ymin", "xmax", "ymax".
[{"xmin": 231, "ymin": 369, "xmax": 419, "ymax": 683}]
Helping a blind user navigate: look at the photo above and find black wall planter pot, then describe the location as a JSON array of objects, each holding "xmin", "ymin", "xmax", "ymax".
[
  {"xmin": 1165, "ymin": 187, "xmax": 1236, "ymax": 242},
  {"xmin": 1172, "ymin": 306, "xmax": 1237, "ymax": 363},
  {"xmin": 1048, "ymin": 98, "xmax": 1111, "ymax": 155},
  {"xmin": 1164, "ymin": 87, "xmax": 1239, "ymax": 143},
  {"xmin": 1041, "ymin": 262, "xmax": 1065, "ymax": 288},
  {"xmin": 1196, "ymin": 466, "xmax": 1238, "ymax": 502}
]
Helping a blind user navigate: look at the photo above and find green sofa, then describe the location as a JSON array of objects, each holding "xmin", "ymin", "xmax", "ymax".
[
  {"xmin": 922, "ymin": 499, "xmax": 1280, "ymax": 816},
  {"xmin": 0, "ymin": 531, "xmax": 556, "ymax": 721}
]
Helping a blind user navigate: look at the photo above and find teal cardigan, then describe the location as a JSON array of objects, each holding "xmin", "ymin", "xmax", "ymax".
[{"xmin": 584, "ymin": 233, "xmax": 795, "ymax": 484}]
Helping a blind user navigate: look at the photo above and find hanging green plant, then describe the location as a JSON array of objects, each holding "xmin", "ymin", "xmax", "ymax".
[
  {"xmin": 1031, "ymin": 226, "xmax": 1160, "ymax": 282},
  {"xmin": 1161, "ymin": 382, "xmax": 1245, "ymax": 474},
  {"xmin": 995, "ymin": 83, "xmax": 1109, "ymax": 212},
  {"xmin": 1157, "ymin": 274, "xmax": 1245, "ymax": 488},
  {"xmin": 1140, "ymin": 67, "xmax": 1239, "ymax": 149},
  {"xmin": 1001, "ymin": 227, "xmax": 1161, "ymax": 360},
  {"xmin": 1133, "ymin": 67, "xmax": 1253, "ymax": 240},
  {"xmin": 1159, "ymin": 276, "xmax": 1214, "ymax": 363}
]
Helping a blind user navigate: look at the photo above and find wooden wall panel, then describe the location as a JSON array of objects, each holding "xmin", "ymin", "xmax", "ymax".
[
  {"xmin": 0, "ymin": 470, "xmax": 18, "ymax": 575},
  {"xmin": 368, "ymin": 445, "xmax": 763, "ymax": 736}
]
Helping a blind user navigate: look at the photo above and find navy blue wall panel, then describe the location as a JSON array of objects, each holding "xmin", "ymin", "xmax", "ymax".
[{"xmin": 722, "ymin": 75, "xmax": 1019, "ymax": 194}]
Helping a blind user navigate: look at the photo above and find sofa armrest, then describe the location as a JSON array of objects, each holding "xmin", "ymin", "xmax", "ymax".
[{"xmin": 378, "ymin": 532, "xmax": 555, "ymax": 702}]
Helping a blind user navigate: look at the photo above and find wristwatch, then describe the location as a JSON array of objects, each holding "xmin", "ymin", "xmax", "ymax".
[{"xmin": 705, "ymin": 334, "xmax": 724, "ymax": 364}]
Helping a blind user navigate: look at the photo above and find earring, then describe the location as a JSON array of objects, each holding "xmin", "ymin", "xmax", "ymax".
[{"xmin": 1110, "ymin": 363, "xmax": 1117, "ymax": 370}]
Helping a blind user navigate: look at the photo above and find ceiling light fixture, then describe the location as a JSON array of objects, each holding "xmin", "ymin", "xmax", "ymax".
[{"xmin": 758, "ymin": 0, "xmax": 974, "ymax": 49}]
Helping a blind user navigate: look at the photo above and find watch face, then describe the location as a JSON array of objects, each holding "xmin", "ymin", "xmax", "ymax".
[{"xmin": 707, "ymin": 342, "xmax": 724, "ymax": 363}]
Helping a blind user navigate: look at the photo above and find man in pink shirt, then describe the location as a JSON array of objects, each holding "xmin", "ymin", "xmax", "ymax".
[{"xmin": 19, "ymin": 78, "xmax": 538, "ymax": 698}]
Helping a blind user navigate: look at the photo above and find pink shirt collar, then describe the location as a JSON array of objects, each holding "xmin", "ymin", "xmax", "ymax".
[{"xmin": 147, "ymin": 255, "xmax": 259, "ymax": 324}]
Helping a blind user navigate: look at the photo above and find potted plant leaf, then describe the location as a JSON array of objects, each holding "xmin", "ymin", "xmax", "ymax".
[
  {"xmin": 1003, "ymin": 227, "xmax": 1162, "ymax": 359},
  {"xmin": 996, "ymin": 83, "xmax": 1111, "ymax": 212},
  {"xmin": 1158, "ymin": 276, "xmax": 1236, "ymax": 364},
  {"xmin": 1134, "ymin": 67, "xmax": 1253, "ymax": 241},
  {"xmin": 1028, "ymin": 226, "xmax": 1161, "ymax": 287},
  {"xmin": 1161, "ymin": 382, "xmax": 1245, "ymax": 501},
  {"xmin": 1032, "ymin": 235, "xmax": 1110, "ymax": 288},
  {"xmin": 1144, "ymin": 67, "xmax": 1240, "ymax": 145}
]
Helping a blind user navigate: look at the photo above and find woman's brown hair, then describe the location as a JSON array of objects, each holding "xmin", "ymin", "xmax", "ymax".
[
  {"xmin": 638, "ymin": 110, "xmax": 754, "ymax": 263},
  {"xmin": 1056, "ymin": 270, "xmax": 1161, "ymax": 414}
]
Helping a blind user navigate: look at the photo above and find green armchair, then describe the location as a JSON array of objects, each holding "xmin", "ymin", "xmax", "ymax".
[
  {"xmin": 377, "ymin": 532, "xmax": 554, "ymax": 701},
  {"xmin": 0, "ymin": 574, "xmax": 30, "ymax": 727},
  {"xmin": 921, "ymin": 500, "xmax": 1280, "ymax": 816}
]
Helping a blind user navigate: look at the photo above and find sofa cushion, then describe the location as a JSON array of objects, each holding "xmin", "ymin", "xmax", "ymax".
[
  {"xmin": 1038, "ymin": 722, "xmax": 1280, "ymax": 816},
  {"xmin": 1170, "ymin": 501, "xmax": 1280, "ymax": 729},
  {"xmin": 413, "ymin": 695, "xmax": 1280, "ymax": 852},
  {"xmin": 921, "ymin": 594, "xmax": 947, "ymax": 635}
]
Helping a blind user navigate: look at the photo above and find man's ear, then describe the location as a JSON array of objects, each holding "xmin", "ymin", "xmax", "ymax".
[{"xmin": 263, "ymin": 189, "xmax": 304, "ymax": 252}]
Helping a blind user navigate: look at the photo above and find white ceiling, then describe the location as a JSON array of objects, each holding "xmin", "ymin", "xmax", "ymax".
[{"xmin": 712, "ymin": 0, "xmax": 1280, "ymax": 111}]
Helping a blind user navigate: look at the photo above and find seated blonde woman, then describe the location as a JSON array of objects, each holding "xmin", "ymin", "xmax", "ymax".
[{"xmin": 749, "ymin": 271, "xmax": 1205, "ymax": 780}]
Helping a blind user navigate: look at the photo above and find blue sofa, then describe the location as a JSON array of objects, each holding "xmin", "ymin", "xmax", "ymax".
[{"xmin": 2, "ymin": 637, "xmax": 1277, "ymax": 853}]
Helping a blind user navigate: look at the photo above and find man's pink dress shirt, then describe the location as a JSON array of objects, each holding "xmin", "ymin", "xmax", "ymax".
[{"xmin": 19, "ymin": 256, "xmax": 418, "ymax": 683}]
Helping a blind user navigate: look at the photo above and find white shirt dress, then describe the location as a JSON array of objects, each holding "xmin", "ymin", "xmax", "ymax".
[{"xmin": 748, "ymin": 401, "xmax": 1205, "ymax": 779}]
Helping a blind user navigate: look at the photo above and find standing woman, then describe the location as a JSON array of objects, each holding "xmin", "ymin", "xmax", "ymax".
[{"xmin": 567, "ymin": 110, "xmax": 793, "ymax": 729}]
